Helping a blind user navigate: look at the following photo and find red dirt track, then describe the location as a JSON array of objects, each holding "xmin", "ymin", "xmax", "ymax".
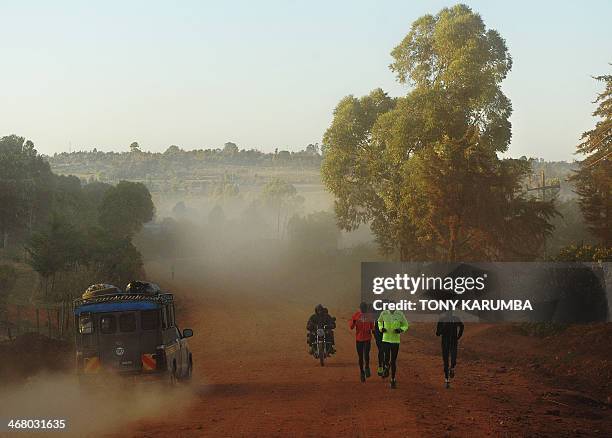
[{"xmin": 115, "ymin": 286, "xmax": 611, "ymax": 438}]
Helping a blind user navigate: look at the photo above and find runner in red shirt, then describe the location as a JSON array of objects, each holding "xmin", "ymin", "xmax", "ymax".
[{"xmin": 349, "ymin": 302, "xmax": 375, "ymax": 382}]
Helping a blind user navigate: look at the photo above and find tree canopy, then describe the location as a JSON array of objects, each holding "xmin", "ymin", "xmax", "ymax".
[
  {"xmin": 262, "ymin": 178, "xmax": 303, "ymax": 237},
  {"xmin": 322, "ymin": 4, "xmax": 556, "ymax": 261},
  {"xmin": 573, "ymin": 73, "xmax": 611, "ymax": 246},
  {"xmin": 0, "ymin": 135, "xmax": 54, "ymax": 248},
  {"xmin": 288, "ymin": 211, "xmax": 340, "ymax": 256},
  {"xmin": 99, "ymin": 181, "xmax": 155, "ymax": 238}
]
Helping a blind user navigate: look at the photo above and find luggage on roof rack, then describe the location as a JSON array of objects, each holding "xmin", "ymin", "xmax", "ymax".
[
  {"xmin": 82, "ymin": 283, "xmax": 122, "ymax": 299},
  {"xmin": 125, "ymin": 281, "xmax": 161, "ymax": 295}
]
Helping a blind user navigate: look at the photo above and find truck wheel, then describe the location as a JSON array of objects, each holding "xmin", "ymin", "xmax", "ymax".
[
  {"xmin": 167, "ymin": 363, "xmax": 177, "ymax": 386},
  {"xmin": 185, "ymin": 356, "xmax": 193, "ymax": 382}
]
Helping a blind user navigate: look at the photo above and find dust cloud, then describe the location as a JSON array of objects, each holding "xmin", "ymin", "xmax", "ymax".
[
  {"xmin": 137, "ymin": 186, "xmax": 378, "ymax": 311},
  {"xmin": 0, "ymin": 372, "xmax": 195, "ymax": 437}
]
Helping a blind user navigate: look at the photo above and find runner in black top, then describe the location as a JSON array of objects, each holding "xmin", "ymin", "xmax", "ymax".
[{"xmin": 436, "ymin": 310, "xmax": 464, "ymax": 388}]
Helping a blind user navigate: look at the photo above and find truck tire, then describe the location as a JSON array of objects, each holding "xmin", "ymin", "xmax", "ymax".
[
  {"xmin": 185, "ymin": 355, "xmax": 193, "ymax": 382},
  {"xmin": 167, "ymin": 362, "xmax": 177, "ymax": 386}
]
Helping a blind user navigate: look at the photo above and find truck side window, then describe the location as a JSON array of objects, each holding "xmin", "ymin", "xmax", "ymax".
[
  {"xmin": 100, "ymin": 315, "xmax": 116, "ymax": 334},
  {"xmin": 168, "ymin": 305, "xmax": 175, "ymax": 327},
  {"xmin": 141, "ymin": 310, "xmax": 160, "ymax": 330},
  {"xmin": 161, "ymin": 306, "xmax": 168, "ymax": 329},
  {"xmin": 119, "ymin": 313, "xmax": 136, "ymax": 332},
  {"xmin": 79, "ymin": 314, "xmax": 93, "ymax": 334}
]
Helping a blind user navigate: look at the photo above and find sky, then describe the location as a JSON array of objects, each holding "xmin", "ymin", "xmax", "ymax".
[{"xmin": 0, "ymin": 1, "xmax": 610, "ymax": 161}]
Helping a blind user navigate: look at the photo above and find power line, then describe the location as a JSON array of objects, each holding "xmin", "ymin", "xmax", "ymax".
[{"xmin": 581, "ymin": 149, "xmax": 612, "ymax": 169}]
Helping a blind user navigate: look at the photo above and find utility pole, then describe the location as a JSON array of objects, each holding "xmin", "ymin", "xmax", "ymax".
[
  {"xmin": 527, "ymin": 169, "xmax": 560, "ymax": 258},
  {"xmin": 527, "ymin": 169, "xmax": 560, "ymax": 202}
]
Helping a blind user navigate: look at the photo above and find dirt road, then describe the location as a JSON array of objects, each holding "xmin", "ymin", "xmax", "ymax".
[{"xmin": 113, "ymin": 285, "xmax": 610, "ymax": 438}]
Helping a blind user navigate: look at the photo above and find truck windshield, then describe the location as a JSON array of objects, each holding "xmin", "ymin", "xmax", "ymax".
[
  {"xmin": 119, "ymin": 313, "xmax": 136, "ymax": 332},
  {"xmin": 141, "ymin": 309, "xmax": 159, "ymax": 330}
]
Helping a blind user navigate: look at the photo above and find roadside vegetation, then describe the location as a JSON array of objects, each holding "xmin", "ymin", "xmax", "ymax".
[{"xmin": 0, "ymin": 135, "xmax": 153, "ymax": 309}]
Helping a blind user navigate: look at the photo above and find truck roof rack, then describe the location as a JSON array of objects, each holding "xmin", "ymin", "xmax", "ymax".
[{"xmin": 74, "ymin": 291, "xmax": 174, "ymax": 308}]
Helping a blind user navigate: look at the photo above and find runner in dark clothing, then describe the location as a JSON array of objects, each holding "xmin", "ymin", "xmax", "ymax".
[
  {"xmin": 373, "ymin": 299, "xmax": 388, "ymax": 376},
  {"xmin": 373, "ymin": 315, "xmax": 384, "ymax": 376},
  {"xmin": 349, "ymin": 302, "xmax": 375, "ymax": 382},
  {"xmin": 436, "ymin": 310, "xmax": 464, "ymax": 388}
]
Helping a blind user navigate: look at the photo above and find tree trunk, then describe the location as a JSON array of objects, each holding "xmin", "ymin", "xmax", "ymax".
[
  {"xmin": 447, "ymin": 216, "xmax": 459, "ymax": 263},
  {"xmin": 47, "ymin": 308, "xmax": 51, "ymax": 337},
  {"xmin": 16, "ymin": 306, "xmax": 21, "ymax": 336},
  {"xmin": 51, "ymin": 273, "xmax": 56, "ymax": 296},
  {"xmin": 399, "ymin": 242, "xmax": 409, "ymax": 262},
  {"xmin": 3, "ymin": 308, "xmax": 9, "ymax": 339},
  {"xmin": 448, "ymin": 239, "xmax": 456, "ymax": 262},
  {"xmin": 281, "ymin": 211, "xmax": 289, "ymax": 240},
  {"xmin": 606, "ymin": 182, "xmax": 611, "ymax": 247}
]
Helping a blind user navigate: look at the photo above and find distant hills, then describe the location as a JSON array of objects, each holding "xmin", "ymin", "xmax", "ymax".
[{"xmin": 46, "ymin": 149, "xmax": 579, "ymax": 199}]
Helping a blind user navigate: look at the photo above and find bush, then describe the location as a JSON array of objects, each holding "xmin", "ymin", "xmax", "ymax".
[
  {"xmin": 0, "ymin": 264, "xmax": 17, "ymax": 297},
  {"xmin": 519, "ymin": 322, "xmax": 567, "ymax": 337},
  {"xmin": 288, "ymin": 211, "xmax": 340, "ymax": 256},
  {"xmin": 553, "ymin": 244, "xmax": 612, "ymax": 262}
]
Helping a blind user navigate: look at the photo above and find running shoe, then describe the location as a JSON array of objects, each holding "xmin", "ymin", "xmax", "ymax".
[
  {"xmin": 445, "ymin": 378, "xmax": 450, "ymax": 389},
  {"xmin": 364, "ymin": 367, "xmax": 371, "ymax": 378},
  {"xmin": 377, "ymin": 366, "xmax": 383, "ymax": 376},
  {"xmin": 390, "ymin": 379, "xmax": 397, "ymax": 389},
  {"xmin": 383, "ymin": 367, "xmax": 390, "ymax": 378},
  {"xmin": 360, "ymin": 371, "xmax": 366, "ymax": 383}
]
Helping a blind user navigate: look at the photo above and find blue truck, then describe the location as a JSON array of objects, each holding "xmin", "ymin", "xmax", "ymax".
[{"xmin": 73, "ymin": 281, "xmax": 193, "ymax": 383}]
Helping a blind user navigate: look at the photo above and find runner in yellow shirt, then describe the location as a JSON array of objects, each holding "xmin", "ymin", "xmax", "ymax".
[{"xmin": 377, "ymin": 307, "xmax": 409, "ymax": 388}]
